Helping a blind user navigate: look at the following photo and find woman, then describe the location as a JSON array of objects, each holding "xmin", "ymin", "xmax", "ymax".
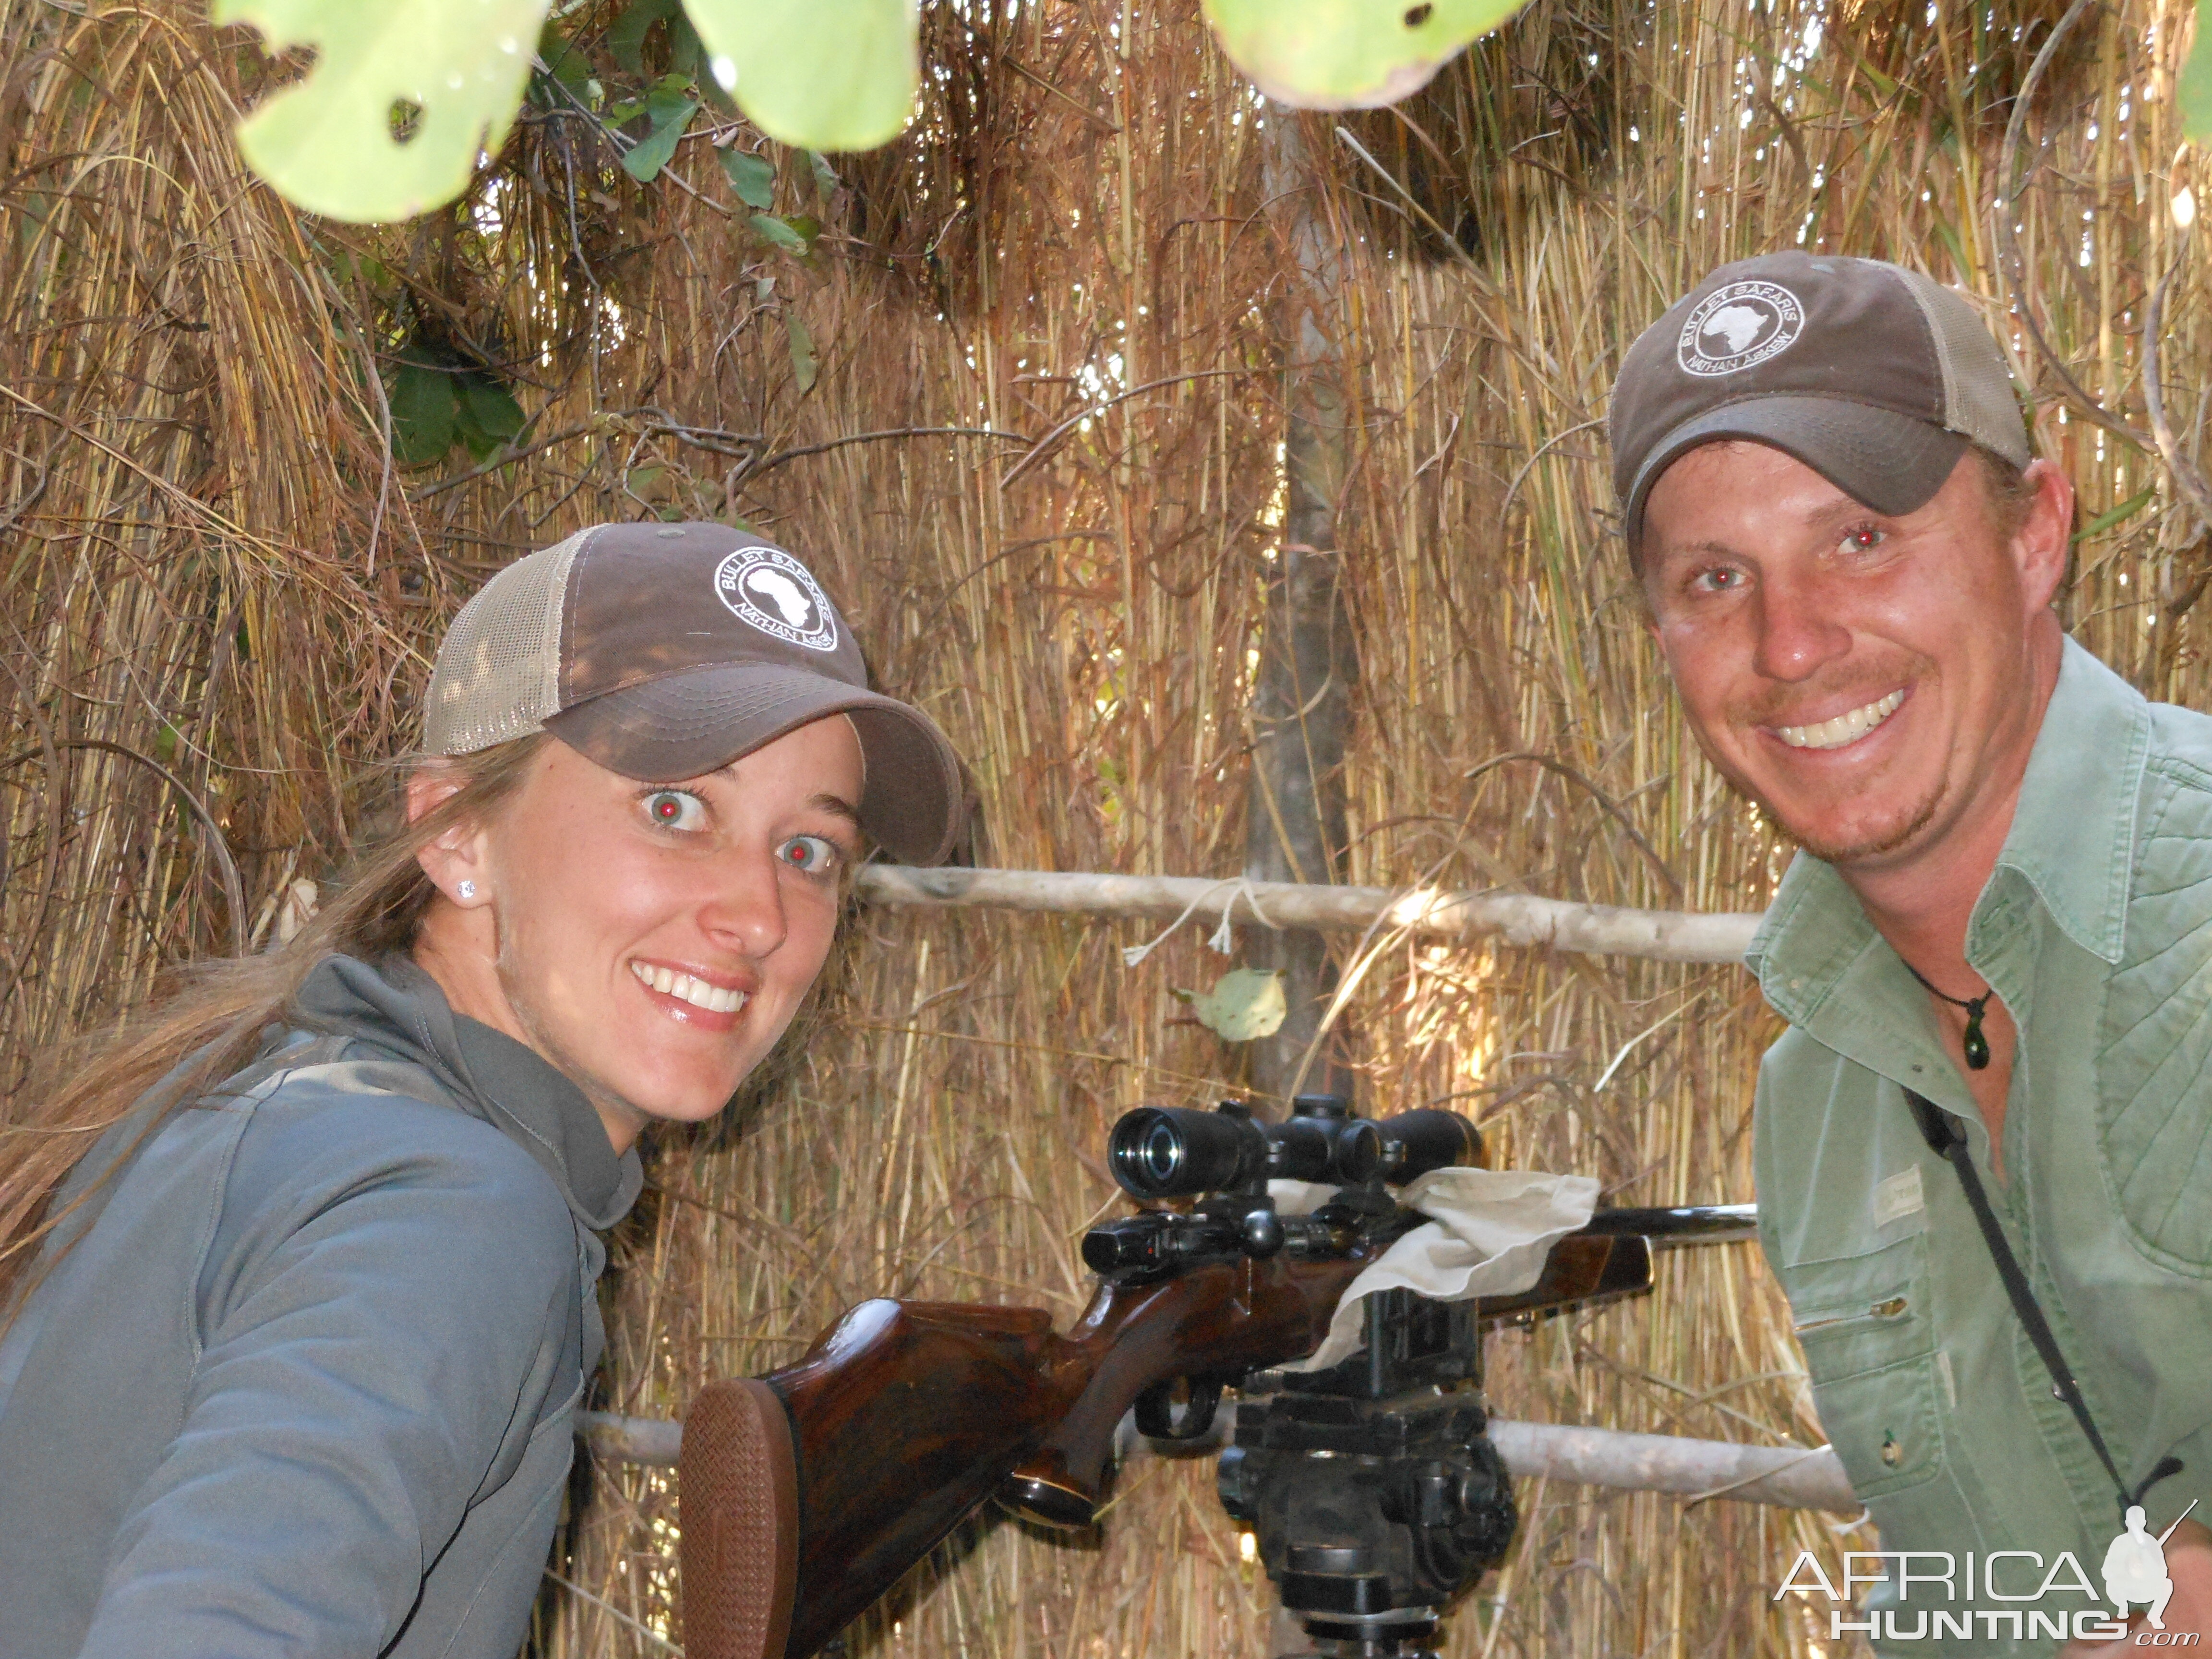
[{"xmin": 0, "ymin": 521, "xmax": 965, "ymax": 1659}]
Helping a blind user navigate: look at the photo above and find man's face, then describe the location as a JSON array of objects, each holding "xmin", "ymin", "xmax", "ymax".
[
  {"xmin": 1639, "ymin": 442, "xmax": 2068, "ymax": 871},
  {"xmin": 464, "ymin": 717, "xmax": 865, "ymax": 1146}
]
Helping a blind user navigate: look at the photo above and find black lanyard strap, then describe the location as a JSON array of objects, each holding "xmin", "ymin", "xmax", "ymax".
[{"xmin": 1903, "ymin": 1090, "xmax": 2179, "ymax": 1519}]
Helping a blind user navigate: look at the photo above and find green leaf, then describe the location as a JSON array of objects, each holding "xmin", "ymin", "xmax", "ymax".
[
  {"xmin": 682, "ymin": 0, "xmax": 919, "ymax": 151},
  {"xmin": 621, "ymin": 77, "xmax": 698, "ymax": 182},
  {"xmin": 608, "ymin": 0, "xmax": 682, "ymax": 75},
  {"xmin": 213, "ymin": 0, "xmax": 550, "ymax": 223},
  {"xmin": 719, "ymin": 146, "xmax": 776, "ymax": 208},
  {"xmin": 2073, "ymin": 485, "xmax": 2158, "ymax": 544},
  {"xmin": 806, "ymin": 149, "xmax": 841, "ymax": 197},
  {"xmin": 1201, "ymin": 0, "xmax": 1535, "ymax": 109},
  {"xmin": 748, "ymin": 211, "xmax": 814, "ymax": 253},
  {"xmin": 454, "ymin": 374, "xmax": 526, "ymax": 459},
  {"xmin": 388, "ymin": 361, "xmax": 458, "ymax": 465},
  {"xmin": 785, "ymin": 311, "xmax": 818, "ymax": 392},
  {"xmin": 1183, "ymin": 968, "xmax": 1287, "ymax": 1043},
  {"xmin": 535, "ymin": 22, "xmax": 592, "ymax": 103},
  {"xmin": 2183, "ymin": 0, "xmax": 2212, "ymax": 144}
]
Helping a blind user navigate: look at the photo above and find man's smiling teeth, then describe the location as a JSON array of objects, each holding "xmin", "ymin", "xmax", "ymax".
[
  {"xmin": 1775, "ymin": 689, "xmax": 1905, "ymax": 751},
  {"xmin": 630, "ymin": 961, "xmax": 746, "ymax": 1014}
]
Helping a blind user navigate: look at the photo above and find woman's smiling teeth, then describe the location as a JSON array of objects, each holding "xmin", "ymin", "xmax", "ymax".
[
  {"xmin": 1774, "ymin": 689, "xmax": 1906, "ymax": 751},
  {"xmin": 630, "ymin": 961, "xmax": 747, "ymax": 1014}
]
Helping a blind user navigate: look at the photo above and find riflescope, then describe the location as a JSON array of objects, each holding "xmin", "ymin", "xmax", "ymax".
[{"xmin": 1106, "ymin": 1095, "xmax": 1479, "ymax": 1201}]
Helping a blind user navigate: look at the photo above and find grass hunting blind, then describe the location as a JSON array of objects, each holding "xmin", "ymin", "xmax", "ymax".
[{"xmin": 1, "ymin": 0, "xmax": 2206, "ymax": 1653}]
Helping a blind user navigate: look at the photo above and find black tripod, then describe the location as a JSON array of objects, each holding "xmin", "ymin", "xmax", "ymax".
[{"xmin": 1218, "ymin": 1288, "xmax": 1518, "ymax": 1658}]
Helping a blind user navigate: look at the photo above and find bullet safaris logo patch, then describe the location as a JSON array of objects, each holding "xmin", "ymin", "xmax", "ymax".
[
  {"xmin": 714, "ymin": 547, "xmax": 838, "ymax": 652},
  {"xmin": 1678, "ymin": 280, "xmax": 1806, "ymax": 377}
]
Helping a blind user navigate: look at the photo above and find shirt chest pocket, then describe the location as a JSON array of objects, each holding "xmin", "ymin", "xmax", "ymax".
[{"xmin": 1780, "ymin": 1232, "xmax": 1948, "ymax": 1502}]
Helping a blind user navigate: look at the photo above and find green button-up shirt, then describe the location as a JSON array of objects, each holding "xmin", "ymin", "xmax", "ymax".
[{"xmin": 1752, "ymin": 637, "xmax": 2212, "ymax": 1654}]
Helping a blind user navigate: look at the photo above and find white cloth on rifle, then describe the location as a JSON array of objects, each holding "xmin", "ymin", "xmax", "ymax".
[{"xmin": 1274, "ymin": 1168, "xmax": 1600, "ymax": 1373}]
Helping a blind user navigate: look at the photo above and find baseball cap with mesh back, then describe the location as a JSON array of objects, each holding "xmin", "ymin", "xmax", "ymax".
[
  {"xmin": 1609, "ymin": 252, "xmax": 2030, "ymax": 560},
  {"xmin": 423, "ymin": 522, "xmax": 966, "ymax": 866}
]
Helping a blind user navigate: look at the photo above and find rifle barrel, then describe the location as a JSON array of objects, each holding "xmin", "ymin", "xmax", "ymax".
[{"xmin": 1581, "ymin": 1203, "xmax": 1757, "ymax": 1247}]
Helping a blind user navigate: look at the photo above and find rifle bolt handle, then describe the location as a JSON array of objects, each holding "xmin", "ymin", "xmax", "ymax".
[{"xmin": 1241, "ymin": 1206, "xmax": 1285, "ymax": 1257}]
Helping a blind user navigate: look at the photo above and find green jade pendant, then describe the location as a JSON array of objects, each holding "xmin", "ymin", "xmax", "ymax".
[
  {"xmin": 1903, "ymin": 961, "xmax": 1994, "ymax": 1072},
  {"xmin": 1960, "ymin": 1000, "xmax": 1991, "ymax": 1071}
]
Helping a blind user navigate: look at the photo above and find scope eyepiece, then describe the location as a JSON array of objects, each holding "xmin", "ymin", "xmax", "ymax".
[{"xmin": 1372, "ymin": 1109, "xmax": 1483, "ymax": 1183}]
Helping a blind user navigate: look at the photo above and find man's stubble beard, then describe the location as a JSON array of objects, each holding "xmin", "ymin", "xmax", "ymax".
[
  {"xmin": 1713, "ymin": 655, "xmax": 1947, "ymax": 866},
  {"xmin": 1717, "ymin": 759, "xmax": 1947, "ymax": 866}
]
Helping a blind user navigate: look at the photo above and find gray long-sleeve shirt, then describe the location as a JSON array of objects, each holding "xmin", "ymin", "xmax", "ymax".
[{"xmin": 0, "ymin": 953, "xmax": 643, "ymax": 1659}]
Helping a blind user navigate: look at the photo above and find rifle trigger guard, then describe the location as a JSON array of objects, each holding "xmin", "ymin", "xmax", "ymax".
[{"xmin": 1134, "ymin": 1377, "xmax": 1223, "ymax": 1442}]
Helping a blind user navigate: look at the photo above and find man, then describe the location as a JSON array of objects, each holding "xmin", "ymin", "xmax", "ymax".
[{"xmin": 1611, "ymin": 252, "xmax": 2212, "ymax": 1654}]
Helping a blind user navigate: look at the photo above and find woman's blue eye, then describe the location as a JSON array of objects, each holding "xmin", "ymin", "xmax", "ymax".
[
  {"xmin": 778, "ymin": 834, "xmax": 840, "ymax": 874},
  {"xmin": 643, "ymin": 790, "xmax": 707, "ymax": 831}
]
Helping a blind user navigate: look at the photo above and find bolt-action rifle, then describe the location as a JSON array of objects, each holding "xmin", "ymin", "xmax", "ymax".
[{"xmin": 679, "ymin": 1095, "xmax": 1753, "ymax": 1659}]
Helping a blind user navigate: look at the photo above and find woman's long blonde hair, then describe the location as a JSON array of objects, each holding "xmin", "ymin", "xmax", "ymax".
[{"xmin": 0, "ymin": 734, "xmax": 550, "ymax": 1310}]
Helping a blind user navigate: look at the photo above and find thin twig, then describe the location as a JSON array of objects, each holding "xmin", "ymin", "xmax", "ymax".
[
  {"xmin": 1994, "ymin": 0, "xmax": 2148, "ymax": 450},
  {"xmin": 998, "ymin": 369, "xmax": 1254, "ymax": 490},
  {"xmin": 742, "ymin": 425, "xmax": 1031, "ymax": 487},
  {"xmin": 2142, "ymin": 257, "xmax": 2212, "ymax": 529}
]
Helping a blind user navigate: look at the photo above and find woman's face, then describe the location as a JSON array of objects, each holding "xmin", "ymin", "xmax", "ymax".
[{"xmin": 412, "ymin": 716, "xmax": 865, "ymax": 1152}]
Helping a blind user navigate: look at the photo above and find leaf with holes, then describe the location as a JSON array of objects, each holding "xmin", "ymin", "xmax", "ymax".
[
  {"xmin": 214, "ymin": 0, "xmax": 551, "ymax": 223},
  {"xmin": 2183, "ymin": 0, "xmax": 2212, "ymax": 144},
  {"xmin": 683, "ymin": 0, "xmax": 919, "ymax": 151},
  {"xmin": 719, "ymin": 147, "xmax": 777, "ymax": 209},
  {"xmin": 608, "ymin": 0, "xmax": 683, "ymax": 75},
  {"xmin": 1202, "ymin": 0, "xmax": 1535, "ymax": 109},
  {"xmin": 621, "ymin": 78, "xmax": 698, "ymax": 182},
  {"xmin": 1181, "ymin": 968, "xmax": 1287, "ymax": 1043}
]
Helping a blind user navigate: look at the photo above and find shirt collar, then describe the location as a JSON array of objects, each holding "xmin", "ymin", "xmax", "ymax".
[
  {"xmin": 1749, "ymin": 634, "xmax": 2150, "ymax": 1023},
  {"xmin": 291, "ymin": 952, "xmax": 644, "ymax": 1232}
]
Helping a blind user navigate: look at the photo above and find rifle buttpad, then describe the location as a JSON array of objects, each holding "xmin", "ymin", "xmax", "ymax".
[{"xmin": 681, "ymin": 1377, "xmax": 801, "ymax": 1659}]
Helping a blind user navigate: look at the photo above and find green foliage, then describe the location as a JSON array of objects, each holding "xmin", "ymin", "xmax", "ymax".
[
  {"xmin": 608, "ymin": 0, "xmax": 681, "ymax": 74},
  {"xmin": 718, "ymin": 147, "xmax": 777, "ymax": 209},
  {"xmin": 618, "ymin": 75, "xmax": 699, "ymax": 182},
  {"xmin": 748, "ymin": 211, "xmax": 819, "ymax": 255},
  {"xmin": 1202, "ymin": 0, "xmax": 1531, "ymax": 108},
  {"xmin": 784, "ymin": 312, "xmax": 818, "ymax": 392},
  {"xmin": 387, "ymin": 356, "xmax": 526, "ymax": 467},
  {"xmin": 213, "ymin": 0, "xmax": 550, "ymax": 223},
  {"xmin": 2182, "ymin": 0, "xmax": 2212, "ymax": 143},
  {"xmin": 683, "ymin": 0, "xmax": 918, "ymax": 151},
  {"xmin": 218, "ymin": 0, "xmax": 1537, "ymax": 224}
]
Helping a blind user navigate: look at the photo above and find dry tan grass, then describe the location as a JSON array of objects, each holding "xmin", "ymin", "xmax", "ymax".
[{"xmin": 4, "ymin": 0, "xmax": 2207, "ymax": 1656}]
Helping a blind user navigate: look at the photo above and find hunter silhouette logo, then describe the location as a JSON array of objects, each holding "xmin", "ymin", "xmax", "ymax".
[
  {"xmin": 714, "ymin": 547, "xmax": 839, "ymax": 653},
  {"xmin": 2107, "ymin": 1502, "xmax": 2200, "ymax": 1631},
  {"xmin": 1677, "ymin": 280, "xmax": 1805, "ymax": 377}
]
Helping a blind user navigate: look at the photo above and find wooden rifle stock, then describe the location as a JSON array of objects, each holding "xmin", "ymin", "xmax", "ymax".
[
  {"xmin": 680, "ymin": 1250, "xmax": 1372, "ymax": 1659},
  {"xmin": 680, "ymin": 1208, "xmax": 1731, "ymax": 1659}
]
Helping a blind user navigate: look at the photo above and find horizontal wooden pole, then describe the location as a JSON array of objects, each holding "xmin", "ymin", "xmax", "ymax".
[
  {"xmin": 575, "ymin": 1409, "xmax": 1851, "ymax": 1513},
  {"xmin": 1485, "ymin": 1419, "xmax": 1854, "ymax": 1513},
  {"xmin": 856, "ymin": 866, "xmax": 1763, "ymax": 966}
]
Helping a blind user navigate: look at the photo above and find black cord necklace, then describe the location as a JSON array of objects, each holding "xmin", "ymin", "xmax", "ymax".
[{"xmin": 1902, "ymin": 962, "xmax": 1993, "ymax": 1071}]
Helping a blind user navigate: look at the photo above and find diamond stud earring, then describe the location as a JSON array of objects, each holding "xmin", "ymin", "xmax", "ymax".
[{"xmin": 457, "ymin": 880, "xmax": 477, "ymax": 901}]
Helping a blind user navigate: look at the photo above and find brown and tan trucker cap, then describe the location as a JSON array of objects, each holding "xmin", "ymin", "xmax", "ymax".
[
  {"xmin": 1610, "ymin": 252, "xmax": 2030, "ymax": 557},
  {"xmin": 422, "ymin": 522, "xmax": 965, "ymax": 866}
]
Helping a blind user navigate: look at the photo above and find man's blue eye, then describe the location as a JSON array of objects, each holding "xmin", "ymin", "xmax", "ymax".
[
  {"xmin": 644, "ymin": 790, "xmax": 706, "ymax": 830},
  {"xmin": 779, "ymin": 835, "xmax": 839, "ymax": 873}
]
